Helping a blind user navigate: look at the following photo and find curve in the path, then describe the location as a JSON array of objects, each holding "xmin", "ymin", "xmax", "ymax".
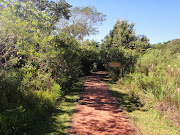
[{"xmin": 71, "ymin": 75, "xmax": 134, "ymax": 135}]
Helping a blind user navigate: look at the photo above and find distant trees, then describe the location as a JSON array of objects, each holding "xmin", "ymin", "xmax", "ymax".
[
  {"xmin": 58, "ymin": 6, "xmax": 106, "ymax": 41},
  {"xmin": 102, "ymin": 19, "xmax": 150, "ymax": 53}
]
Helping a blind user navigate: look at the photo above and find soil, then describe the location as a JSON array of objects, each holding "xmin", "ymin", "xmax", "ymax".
[{"xmin": 67, "ymin": 72, "xmax": 141, "ymax": 135}]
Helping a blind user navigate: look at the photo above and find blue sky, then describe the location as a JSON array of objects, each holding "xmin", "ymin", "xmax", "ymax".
[{"xmin": 65, "ymin": 0, "xmax": 180, "ymax": 44}]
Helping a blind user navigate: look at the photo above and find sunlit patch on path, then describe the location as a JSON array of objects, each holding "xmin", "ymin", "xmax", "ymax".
[{"xmin": 69, "ymin": 74, "xmax": 137, "ymax": 135}]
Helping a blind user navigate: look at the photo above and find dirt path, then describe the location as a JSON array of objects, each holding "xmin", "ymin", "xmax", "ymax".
[{"xmin": 68, "ymin": 74, "xmax": 140, "ymax": 135}]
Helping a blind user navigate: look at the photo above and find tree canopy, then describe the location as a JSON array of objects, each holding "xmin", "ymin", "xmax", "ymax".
[
  {"xmin": 102, "ymin": 19, "xmax": 150, "ymax": 53},
  {"xmin": 57, "ymin": 6, "xmax": 106, "ymax": 41}
]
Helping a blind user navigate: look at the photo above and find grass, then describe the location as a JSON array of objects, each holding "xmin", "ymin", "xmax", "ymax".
[
  {"xmin": 26, "ymin": 77, "xmax": 85, "ymax": 135},
  {"xmin": 130, "ymin": 109, "xmax": 179, "ymax": 135},
  {"xmin": 105, "ymin": 79, "xmax": 180, "ymax": 135}
]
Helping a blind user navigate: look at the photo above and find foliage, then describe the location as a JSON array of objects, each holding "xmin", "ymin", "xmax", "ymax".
[
  {"xmin": 118, "ymin": 42, "xmax": 180, "ymax": 127},
  {"xmin": 102, "ymin": 19, "xmax": 150, "ymax": 53},
  {"xmin": 50, "ymin": 33, "xmax": 83, "ymax": 92},
  {"xmin": 17, "ymin": 0, "xmax": 71, "ymax": 25},
  {"xmin": 99, "ymin": 19, "xmax": 151, "ymax": 81},
  {"xmin": 134, "ymin": 48, "xmax": 180, "ymax": 105}
]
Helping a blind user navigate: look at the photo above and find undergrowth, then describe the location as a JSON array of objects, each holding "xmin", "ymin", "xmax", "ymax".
[{"xmin": 27, "ymin": 77, "xmax": 84, "ymax": 135}]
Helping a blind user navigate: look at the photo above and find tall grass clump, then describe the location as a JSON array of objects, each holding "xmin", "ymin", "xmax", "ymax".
[{"xmin": 134, "ymin": 48, "xmax": 180, "ymax": 106}]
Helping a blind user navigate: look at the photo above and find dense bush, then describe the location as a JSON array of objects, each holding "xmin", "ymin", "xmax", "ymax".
[
  {"xmin": 0, "ymin": 1, "xmax": 85, "ymax": 134},
  {"xmin": 50, "ymin": 33, "xmax": 83, "ymax": 92}
]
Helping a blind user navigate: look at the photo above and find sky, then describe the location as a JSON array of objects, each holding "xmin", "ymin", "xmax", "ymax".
[{"xmin": 65, "ymin": 0, "xmax": 180, "ymax": 44}]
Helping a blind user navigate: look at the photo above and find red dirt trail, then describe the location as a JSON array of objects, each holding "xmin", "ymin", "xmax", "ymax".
[{"xmin": 70, "ymin": 73, "xmax": 136, "ymax": 135}]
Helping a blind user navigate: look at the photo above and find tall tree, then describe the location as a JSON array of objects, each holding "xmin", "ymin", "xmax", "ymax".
[
  {"xmin": 58, "ymin": 6, "xmax": 106, "ymax": 41},
  {"xmin": 102, "ymin": 19, "xmax": 149, "ymax": 52},
  {"xmin": 110, "ymin": 19, "xmax": 136, "ymax": 48}
]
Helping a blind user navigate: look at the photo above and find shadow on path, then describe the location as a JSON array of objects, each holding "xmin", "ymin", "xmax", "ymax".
[
  {"xmin": 108, "ymin": 90, "xmax": 144, "ymax": 112},
  {"xmin": 71, "ymin": 73, "xmax": 136, "ymax": 135}
]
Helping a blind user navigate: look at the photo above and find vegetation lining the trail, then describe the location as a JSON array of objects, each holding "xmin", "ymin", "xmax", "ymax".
[{"xmin": 132, "ymin": 40, "xmax": 180, "ymax": 126}]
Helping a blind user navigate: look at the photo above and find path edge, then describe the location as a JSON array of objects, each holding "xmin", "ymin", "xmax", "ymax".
[
  {"xmin": 65, "ymin": 77, "xmax": 87, "ymax": 135},
  {"xmin": 104, "ymin": 81, "xmax": 142, "ymax": 135}
]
